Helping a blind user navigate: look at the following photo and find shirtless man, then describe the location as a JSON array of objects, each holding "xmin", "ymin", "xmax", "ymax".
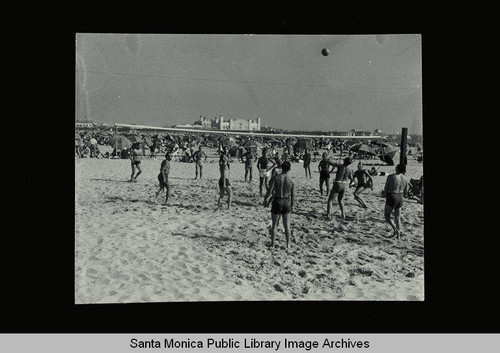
[
  {"xmin": 327, "ymin": 157, "xmax": 354, "ymax": 219},
  {"xmin": 243, "ymin": 148, "xmax": 257, "ymax": 183},
  {"xmin": 129, "ymin": 142, "xmax": 142, "ymax": 182},
  {"xmin": 350, "ymin": 162, "xmax": 373, "ymax": 208},
  {"xmin": 193, "ymin": 146, "xmax": 207, "ymax": 179},
  {"xmin": 218, "ymin": 151, "xmax": 232, "ymax": 210},
  {"xmin": 263, "ymin": 161, "xmax": 295, "ymax": 249},
  {"xmin": 303, "ymin": 148, "xmax": 312, "ymax": 179},
  {"xmin": 383, "ymin": 164, "xmax": 409, "ymax": 239},
  {"xmin": 318, "ymin": 153, "xmax": 334, "ymax": 196},
  {"xmin": 272, "ymin": 151, "xmax": 282, "ymax": 177},
  {"xmin": 257, "ymin": 149, "xmax": 276, "ymax": 197},
  {"xmin": 155, "ymin": 152, "xmax": 172, "ymax": 205}
]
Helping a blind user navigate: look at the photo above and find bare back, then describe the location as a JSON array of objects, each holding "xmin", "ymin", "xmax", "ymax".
[
  {"xmin": 385, "ymin": 173, "xmax": 409, "ymax": 194},
  {"xmin": 271, "ymin": 173, "xmax": 294, "ymax": 199}
]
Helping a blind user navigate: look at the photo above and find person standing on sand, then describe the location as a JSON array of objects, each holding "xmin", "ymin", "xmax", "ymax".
[
  {"xmin": 193, "ymin": 146, "xmax": 207, "ymax": 179},
  {"xmin": 243, "ymin": 148, "xmax": 257, "ymax": 183},
  {"xmin": 263, "ymin": 161, "xmax": 295, "ymax": 249},
  {"xmin": 155, "ymin": 152, "xmax": 172, "ymax": 205},
  {"xmin": 257, "ymin": 148, "xmax": 276, "ymax": 197},
  {"xmin": 218, "ymin": 150, "xmax": 233, "ymax": 210},
  {"xmin": 129, "ymin": 143, "xmax": 142, "ymax": 182},
  {"xmin": 303, "ymin": 148, "xmax": 312, "ymax": 179},
  {"xmin": 350, "ymin": 162, "xmax": 373, "ymax": 208},
  {"xmin": 272, "ymin": 151, "xmax": 282, "ymax": 177},
  {"xmin": 327, "ymin": 157, "xmax": 354, "ymax": 220},
  {"xmin": 318, "ymin": 153, "xmax": 334, "ymax": 196},
  {"xmin": 383, "ymin": 163, "xmax": 409, "ymax": 239}
]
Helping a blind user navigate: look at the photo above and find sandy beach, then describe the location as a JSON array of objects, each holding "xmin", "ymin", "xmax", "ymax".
[{"xmin": 75, "ymin": 148, "xmax": 424, "ymax": 303}]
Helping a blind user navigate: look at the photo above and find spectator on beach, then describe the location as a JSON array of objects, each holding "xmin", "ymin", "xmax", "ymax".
[
  {"xmin": 193, "ymin": 146, "xmax": 207, "ymax": 179},
  {"xmin": 218, "ymin": 150, "xmax": 232, "ymax": 210},
  {"xmin": 149, "ymin": 141, "xmax": 157, "ymax": 160},
  {"xmin": 263, "ymin": 161, "xmax": 295, "ymax": 249},
  {"xmin": 129, "ymin": 143, "xmax": 142, "ymax": 182},
  {"xmin": 243, "ymin": 148, "xmax": 258, "ymax": 183},
  {"xmin": 89, "ymin": 137, "xmax": 98, "ymax": 158},
  {"xmin": 155, "ymin": 152, "xmax": 172, "ymax": 205},
  {"xmin": 303, "ymin": 148, "xmax": 312, "ymax": 179},
  {"xmin": 318, "ymin": 153, "xmax": 334, "ymax": 196},
  {"xmin": 350, "ymin": 162, "xmax": 373, "ymax": 208},
  {"xmin": 257, "ymin": 148, "xmax": 276, "ymax": 197},
  {"xmin": 272, "ymin": 152, "xmax": 282, "ymax": 177},
  {"xmin": 383, "ymin": 164, "xmax": 409, "ymax": 239},
  {"xmin": 327, "ymin": 157, "xmax": 354, "ymax": 220}
]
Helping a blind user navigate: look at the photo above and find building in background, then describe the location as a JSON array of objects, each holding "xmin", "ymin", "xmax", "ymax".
[{"xmin": 196, "ymin": 115, "xmax": 261, "ymax": 131}]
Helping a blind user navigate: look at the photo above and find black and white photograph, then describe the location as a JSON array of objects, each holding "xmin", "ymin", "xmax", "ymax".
[{"xmin": 75, "ymin": 33, "xmax": 423, "ymax": 304}]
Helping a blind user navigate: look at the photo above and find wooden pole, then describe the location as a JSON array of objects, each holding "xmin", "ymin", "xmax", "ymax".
[{"xmin": 400, "ymin": 127, "xmax": 408, "ymax": 166}]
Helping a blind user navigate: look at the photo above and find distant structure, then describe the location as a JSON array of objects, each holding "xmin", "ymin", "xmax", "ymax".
[
  {"xmin": 75, "ymin": 120, "xmax": 95, "ymax": 128},
  {"xmin": 75, "ymin": 117, "xmax": 110, "ymax": 128},
  {"xmin": 175, "ymin": 115, "xmax": 262, "ymax": 131}
]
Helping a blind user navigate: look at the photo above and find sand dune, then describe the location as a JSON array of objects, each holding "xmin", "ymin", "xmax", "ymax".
[{"xmin": 75, "ymin": 151, "xmax": 424, "ymax": 303}]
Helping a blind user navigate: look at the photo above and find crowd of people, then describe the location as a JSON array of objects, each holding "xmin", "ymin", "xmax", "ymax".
[
  {"xmin": 76, "ymin": 128, "xmax": 423, "ymax": 249},
  {"xmin": 148, "ymin": 145, "xmax": 423, "ymax": 248}
]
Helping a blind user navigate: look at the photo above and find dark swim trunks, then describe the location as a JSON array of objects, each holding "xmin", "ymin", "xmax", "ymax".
[
  {"xmin": 132, "ymin": 160, "xmax": 141, "ymax": 166},
  {"xmin": 386, "ymin": 193, "xmax": 404, "ymax": 209},
  {"xmin": 271, "ymin": 197, "xmax": 291, "ymax": 214},
  {"xmin": 219, "ymin": 177, "xmax": 231, "ymax": 188},
  {"xmin": 320, "ymin": 170, "xmax": 330, "ymax": 179},
  {"xmin": 330, "ymin": 181, "xmax": 347, "ymax": 197},
  {"xmin": 157, "ymin": 173, "xmax": 170, "ymax": 188}
]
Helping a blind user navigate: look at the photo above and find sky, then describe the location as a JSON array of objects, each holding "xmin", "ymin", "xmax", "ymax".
[{"xmin": 75, "ymin": 33, "xmax": 422, "ymax": 134}]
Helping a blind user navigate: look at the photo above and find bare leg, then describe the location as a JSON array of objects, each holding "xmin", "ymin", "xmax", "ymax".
[
  {"xmin": 354, "ymin": 187, "xmax": 367, "ymax": 208},
  {"xmin": 218, "ymin": 188, "xmax": 224, "ymax": 210},
  {"xmin": 394, "ymin": 207, "xmax": 402, "ymax": 238},
  {"xmin": 227, "ymin": 187, "xmax": 232, "ymax": 209},
  {"xmin": 134, "ymin": 164, "xmax": 142, "ymax": 181},
  {"xmin": 259, "ymin": 177, "xmax": 264, "ymax": 196},
  {"xmin": 199, "ymin": 164, "xmax": 203, "ymax": 179},
  {"xmin": 245, "ymin": 168, "xmax": 248, "ymax": 182},
  {"xmin": 270, "ymin": 213, "xmax": 280, "ymax": 248},
  {"xmin": 338, "ymin": 193, "xmax": 345, "ymax": 219},
  {"xmin": 194, "ymin": 164, "xmax": 198, "ymax": 179},
  {"xmin": 164, "ymin": 186, "xmax": 170, "ymax": 205},
  {"xmin": 384, "ymin": 204, "xmax": 399, "ymax": 238},
  {"xmin": 327, "ymin": 191, "xmax": 337, "ymax": 219},
  {"xmin": 249, "ymin": 167, "xmax": 252, "ymax": 182},
  {"xmin": 130, "ymin": 164, "xmax": 136, "ymax": 181},
  {"xmin": 282, "ymin": 213, "xmax": 291, "ymax": 248},
  {"xmin": 155, "ymin": 185, "xmax": 164, "ymax": 199}
]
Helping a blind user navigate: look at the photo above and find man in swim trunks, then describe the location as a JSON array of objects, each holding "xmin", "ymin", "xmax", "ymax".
[
  {"xmin": 257, "ymin": 148, "xmax": 276, "ymax": 197},
  {"xmin": 129, "ymin": 142, "xmax": 143, "ymax": 182},
  {"xmin": 318, "ymin": 152, "xmax": 334, "ymax": 196},
  {"xmin": 350, "ymin": 162, "xmax": 373, "ymax": 208},
  {"xmin": 193, "ymin": 146, "xmax": 207, "ymax": 179},
  {"xmin": 155, "ymin": 152, "xmax": 172, "ymax": 205},
  {"xmin": 263, "ymin": 161, "xmax": 295, "ymax": 249},
  {"xmin": 327, "ymin": 157, "xmax": 354, "ymax": 219},
  {"xmin": 218, "ymin": 150, "xmax": 232, "ymax": 210},
  {"xmin": 243, "ymin": 147, "xmax": 257, "ymax": 183},
  {"xmin": 270, "ymin": 151, "xmax": 281, "ymax": 176},
  {"xmin": 303, "ymin": 148, "xmax": 312, "ymax": 179},
  {"xmin": 383, "ymin": 164, "xmax": 409, "ymax": 239}
]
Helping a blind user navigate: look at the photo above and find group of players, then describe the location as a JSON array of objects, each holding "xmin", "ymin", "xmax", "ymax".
[{"xmin": 126, "ymin": 142, "xmax": 410, "ymax": 249}]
